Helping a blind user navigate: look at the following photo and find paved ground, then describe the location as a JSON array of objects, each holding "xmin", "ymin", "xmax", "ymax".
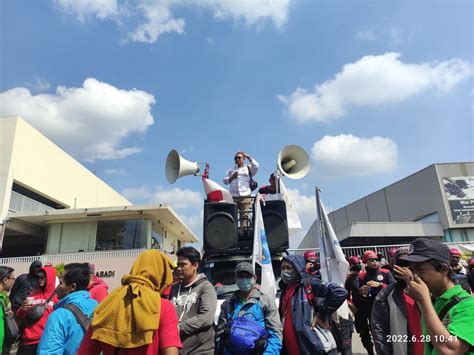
[{"xmin": 352, "ymin": 331, "xmax": 369, "ymax": 354}]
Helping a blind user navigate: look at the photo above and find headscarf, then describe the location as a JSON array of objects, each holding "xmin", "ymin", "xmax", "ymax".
[{"xmin": 91, "ymin": 250, "xmax": 174, "ymax": 348}]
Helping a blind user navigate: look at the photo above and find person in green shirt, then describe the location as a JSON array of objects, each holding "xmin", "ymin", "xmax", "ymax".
[
  {"xmin": 400, "ymin": 238, "xmax": 474, "ymax": 355},
  {"xmin": 0, "ymin": 266, "xmax": 16, "ymax": 353}
]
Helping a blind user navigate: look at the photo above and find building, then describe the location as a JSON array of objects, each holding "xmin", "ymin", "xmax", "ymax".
[
  {"xmin": 299, "ymin": 162, "xmax": 474, "ymax": 248},
  {"xmin": 1, "ymin": 117, "xmax": 198, "ymax": 288}
]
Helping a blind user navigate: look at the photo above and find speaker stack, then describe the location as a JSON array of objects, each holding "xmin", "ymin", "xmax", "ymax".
[
  {"xmin": 203, "ymin": 202, "xmax": 238, "ymax": 255},
  {"xmin": 261, "ymin": 200, "xmax": 289, "ymax": 253}
]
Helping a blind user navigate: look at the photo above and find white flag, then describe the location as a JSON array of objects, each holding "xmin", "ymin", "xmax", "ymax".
[
  {"xmin": 317, "ymin": 196, "xmax": 350, "ymax": 319},
  {"xmin": 252, "ymin": 194, "xmax": 277, "ymax": 299},
  {"xmin": 202, "ymin": 178, "xmax": 233, "ymax": 203}
]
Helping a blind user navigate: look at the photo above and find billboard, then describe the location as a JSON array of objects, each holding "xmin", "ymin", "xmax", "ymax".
[{"xmin": 443, "ymin": 176, "xmax": 474, "ymax": 224}]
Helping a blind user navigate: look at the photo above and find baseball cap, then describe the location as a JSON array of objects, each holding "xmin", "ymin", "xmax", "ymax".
[
  {"xmin": 388, "ymin": 248, "xmax": 398, "ymax": 257},
  {"xmin": 399, "ymin": 238, "xmax": 450, "ymax": 264},
  {"xmin": 235, "ymin": 262, "xmax": 255, "ymax": 276},
  {"xmin": 362, "ymin": 251, "xmax": 378, "ymax": 264},
  {"xmin": 304, "ymin": 251, "xmax": 317, "ymax": 262},
  {"xmin": 449, "ymin": 248, "xmax": 462, "ymax": 257}
]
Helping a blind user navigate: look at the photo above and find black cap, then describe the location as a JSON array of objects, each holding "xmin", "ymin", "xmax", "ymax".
[
  {"xmin": 235, "ymin": 262, "xmax": 255, "ymax": 276},
  {"xmin": 399, "ymin": 238, "xmax": 450, "ymax": 264}
]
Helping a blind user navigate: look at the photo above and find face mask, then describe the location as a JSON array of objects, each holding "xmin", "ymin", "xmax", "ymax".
[
  {"xmin": 281, "ymin": 269, "xmax": 298, "ymax": 284},
  {"xmin": 236, "ymin": 278, "xmax": 254, "ymax": 292}
]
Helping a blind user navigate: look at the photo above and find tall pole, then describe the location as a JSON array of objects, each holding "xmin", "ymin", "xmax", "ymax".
[{"xmin": 316, "ymin": 186, "xmax": 332, "ymax": 281}]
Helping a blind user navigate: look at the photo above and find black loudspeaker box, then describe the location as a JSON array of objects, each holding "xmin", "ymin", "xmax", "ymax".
[
  {"xmin": 261, "ymin": 200, "xmax": 289, "ymax": 252},
  {"xmin": 203, "ymin": 202, "xmax": 238, "ymax": 254}
]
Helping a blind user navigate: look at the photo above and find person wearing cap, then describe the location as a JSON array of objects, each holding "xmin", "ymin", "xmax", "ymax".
[
  {"xmin": 401, "ymin": 238, "xmax": 474, "ymax": 355},
  {"xmin": 304, "ymin": 251, "xmax": 321, "ymax": 278},
  {"xmin": 258, "ymin": 174, "xmax": 278, "ymax": 195},
  {"xmin": 381, "ymin": 248, "xmax": 398, "ymax": 276},
  {"xmin": 216, "ymin": 262, "xmax": 282, "ymax": 355},
  {"xmin": 449, "ymin": 248, "xmax": 471, "ymax": 293},
  {"xmin": 279, "ymin": 255, "xmax": 347, "ymax": 355},
  {"xmin": 345, "ymin": 256, "xmax": 362, "ymax": 317},
  {"xmin": 371, "ymin": 247, "xmax": 423, "ymax": 355},
  {"xmin": 86, "ymin": 264, "xmax": 109, "ymax": 303},
  {"xmin": 9, "ymin": 260, "xmax": 42, "ymax": 313},
  {"xmin": 349, "ymin": 250, "xmax": 395, "ymax": 355},
  {"xmin": 449, "ymin": 248, "xmax": 467, "ymax": 274}
]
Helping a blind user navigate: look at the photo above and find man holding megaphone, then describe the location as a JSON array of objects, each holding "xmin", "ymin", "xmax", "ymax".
[{"xmin": 223, "ymin": 151, "xmax": 259, "ymax": 227}]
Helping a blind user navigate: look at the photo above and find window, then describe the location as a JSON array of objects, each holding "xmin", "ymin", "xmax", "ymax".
[{"xmin": 96, "ymin": 219, "xmax": 148, "ymax": 251}]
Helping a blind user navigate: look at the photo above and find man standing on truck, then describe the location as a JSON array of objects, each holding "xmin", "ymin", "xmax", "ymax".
[
  {"xmin": 170, "ymin": 247, "xmax": 217, "ymax": 355},
  {"xmin": 216, "ymin": 262, "xmax": 282, "ymax": 354}
]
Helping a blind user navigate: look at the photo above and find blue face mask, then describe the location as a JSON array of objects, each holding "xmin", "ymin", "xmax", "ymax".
[{"xmin": 236, "ymin": 277, "xmax": 254, "ymax": 292}]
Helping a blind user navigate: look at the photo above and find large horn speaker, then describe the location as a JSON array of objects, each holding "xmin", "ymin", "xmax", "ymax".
[
  {"xmin": 277, "ymin": 145, "xmax": 310, "ymax": 179},
  {"xmin": 165, "ymin": 149, "xmax": 200, "ymax": 184},
  {"xmin": 261, "ymin": 200, "xmax": 289, "ymax": 252},
  {"xmin": 203, "ymin": 202, "xmax": 238, "ymax": 254}
]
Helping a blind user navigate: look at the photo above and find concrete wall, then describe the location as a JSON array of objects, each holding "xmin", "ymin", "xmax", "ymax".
[
  {"xmin": 0, "ymin": 117, "xmax": 130, "ymax": 221},
  {"xmin": 328, "ymin": 164, "xmax": 469, "ymax": 233}
]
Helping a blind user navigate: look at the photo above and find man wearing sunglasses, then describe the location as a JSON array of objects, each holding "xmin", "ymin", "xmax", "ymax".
[
  {"xmin": 349, "ymin": 250, "xmax": 395, "ymax": 355},
  {"xmin": 223, "ymin": 151, "xmax": 259, "ymax": 227}
]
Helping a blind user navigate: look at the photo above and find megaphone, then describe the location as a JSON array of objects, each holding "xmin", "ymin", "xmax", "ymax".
[
  {"xmin": 277, "ymin": 145, "xmax": 310, "ymax": 179},
  {"xmin": 165, "ymin": 149, "xmax": 200, "ymax": 184}
]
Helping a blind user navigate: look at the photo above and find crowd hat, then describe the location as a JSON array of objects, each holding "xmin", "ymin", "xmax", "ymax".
[
  {"xmin": 348, "ymin": 256, "xmax": 361, "ymax": 266},
  {"xmin": 235, "ymin": 262, "xmax": 255, "ymax": 276},
  {"xmin": 449, "ymin": 248, "xmax": 462, "ymax": 257},
  {"xmin": 399, "ymin": 238, "xmax": 450, "ymax": 265},
  {"xmin": 388, "ymin": 248, "xmax": 398, "ymax": 257},
  {"xmin": 362, "ymin": 250, "xmax": 378, "ymax": 264},
  {"xmin": 304, "ymin": 251, "xmax": 317, "ymax": 262}
]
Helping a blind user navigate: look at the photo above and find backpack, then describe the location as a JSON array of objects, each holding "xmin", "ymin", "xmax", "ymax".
[
  {"xmin": 247, "ymin": 166, "xmax": 258, "ymax": 192},
  {"xmin": 61, "ymin": 304, "xmax": 90, "ymax": 333},
  {"xmin": 224, "ymin": 301, "xmax": 268, "ymax": 354},
  {"xmin": 303, "ymin": 278, "xmax": 342, "ymax": 352}
]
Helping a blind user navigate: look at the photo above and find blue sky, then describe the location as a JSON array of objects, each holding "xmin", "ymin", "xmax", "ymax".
[{"xmin": 1, "ymin": 0, "xmax": 473, "ymax": 247}]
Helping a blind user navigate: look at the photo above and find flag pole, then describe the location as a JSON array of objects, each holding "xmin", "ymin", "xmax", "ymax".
[{"xmin": 316, "ymin": 186, "xmax": 332, "ymax": 281}]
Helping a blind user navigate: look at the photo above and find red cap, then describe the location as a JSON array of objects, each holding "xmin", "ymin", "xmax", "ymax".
[
  {"xmin": 449, "ymin": 248, "xmax": 462, "ymax": 256},
  {"xmin": 348, "ymin": 256, "xmax": 361, "ymax": 266},
  {"xmin": 470, "ymin": 259, "xmax": 474, "ymax": 267},
  {"xmin": 304, "ymin": 251, "xmax": 317, "ymax": 262},
  {"xmin": 388, "ymin": 248, "xmax": 398, "ymax": 257},
  {"xmin": 362, "ymin": 250, "xmax": 378, "ymax": 264}
]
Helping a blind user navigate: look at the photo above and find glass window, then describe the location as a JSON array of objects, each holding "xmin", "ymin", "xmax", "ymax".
[
  {"xmin": 151, "ymin": 229, "xmax": 163, "ymax": 250},
  {"xmin": 96, "ymin": 219, "xmax": 148, "ymax": 251}
]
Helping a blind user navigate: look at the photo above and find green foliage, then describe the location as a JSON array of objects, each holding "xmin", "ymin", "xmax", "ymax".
[{"xmin": 54, "ymin": 263, "xmax": 64, "ymax": 277}]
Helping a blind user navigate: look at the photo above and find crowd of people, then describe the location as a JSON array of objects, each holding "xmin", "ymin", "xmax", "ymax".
[{"xmin": 0, "ymin": 240, "xmax": 472, "ymax": 354}]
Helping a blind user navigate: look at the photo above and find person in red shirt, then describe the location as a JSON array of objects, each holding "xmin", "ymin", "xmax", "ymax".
[
  {"xmin": 86, "ymin": 264, "xmax": 109, "ymax": 303},
  {"xmin": 15, "ymin": 264, "xmax": 58, "ymax": 355},
  {"xmin": 78, "ymin": 250, "xmax": 181, "ymax": 355}
]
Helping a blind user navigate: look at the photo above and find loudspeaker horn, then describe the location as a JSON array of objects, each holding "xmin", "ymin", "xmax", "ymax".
[
  {"xmin": 277, "ymin": 145, "xmax": 310, "ymax": 179},
  {"xmin": 165, "ymin": 149, "xmax": 200, "ymax": 184}
]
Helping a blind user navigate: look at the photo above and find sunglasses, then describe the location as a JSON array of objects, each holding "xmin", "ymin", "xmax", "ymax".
[
  {"xmin": 368, "ymin": 258, "xmax": 380, "ymax": 262},
  {"xmin": 234, "ymin": 156, "xmax": 243, "ymax": 160}
]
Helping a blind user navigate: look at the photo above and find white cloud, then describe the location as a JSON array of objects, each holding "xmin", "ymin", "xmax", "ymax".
[
  {"xmin": 355, "ymin": 29, "xmax": 377, "ymax": 41},
  {"xmin": 25, "ymin": 77, "xmax": 51, "ymax": 93},
  {"xmin": 282, "ymin": 186, "xmax": 316, "ymax": 248},
  {"xmin": 56, "ymin": 0, "xmax": 291, "ymax": 43},
  {"xmin": 55, "ymin": 0, "xmax": 119, "ymax": 21},
  {"xmin": 0, "ymin": 78, "xmax": 155, "ymax": 161},
  {"xmin": 122, "ymin": 185, "xmax": 204, "ymax": 241},
  {"xmin": 152, "ymin": 186, "xmax": 202, "ymax": 210},
  {"xmin": 278, "ymin": 52, "xmax": 472, "ymax": 122},
  {"xmin": 206, "ymin": 37, "xmax": 214, "ymax": 45},
  {"xmin": 311, "ymin": 134, "xmax": 398, "ymax": 176},
  {"xmin": 104, "ymin": 168, "xmax": 127, "ymax": 176},
  {"xmin": 121, "ymin": 186, "xmax": 153, "ymax": 201}
]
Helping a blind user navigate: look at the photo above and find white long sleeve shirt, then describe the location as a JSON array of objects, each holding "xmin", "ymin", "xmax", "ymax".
[{"xmin": 223, "ymin": 159, "xmax": 259, "ymax": 197}]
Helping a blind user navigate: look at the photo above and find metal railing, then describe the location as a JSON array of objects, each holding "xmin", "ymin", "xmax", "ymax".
[
  {"xmin": 0, "ymin": 249, "xmax": 151, "ymax": 265},
  {"xmin": 288, "ymin": 241, "xmax": 474, "ymax": 258},
  {"xmin": 8, "ymin": 191, "xmax": 55, "ymax": 214}
]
